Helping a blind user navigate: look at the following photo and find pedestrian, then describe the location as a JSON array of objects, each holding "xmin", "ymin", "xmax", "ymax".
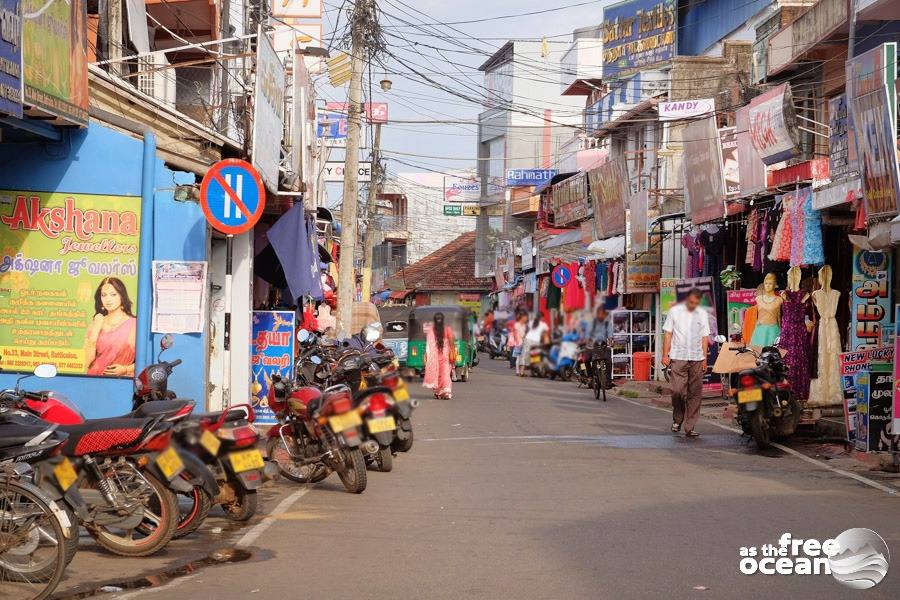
[
  {"xmin": 519, "ymin": 315, "xmax": 548, "ymax": 376},
  {"xmin": 482, "ymin": 309, "xmax": 494, "ymax": 333},
  {"xmin": 584, "ymin": 306, "xmax": 613, "ymax": 388},
  {"xmin": 507, "ymin": 312, "xmax": 527, "ymax": 371},
  {"xmin": 423, "ymin": 311, "xmax": 455, "ymax": 399},
  {"xmin": 661, "ymin": 288, "xmax": 710, "ymax": 438}
]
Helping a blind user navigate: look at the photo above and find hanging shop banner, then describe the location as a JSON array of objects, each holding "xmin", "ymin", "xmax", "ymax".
[
  {"xmin": 735, "ymin": 105, "xmax": 767, "ymax": 197},
  {"xmin": 841, "ymin": 346, "xmax": 895, "ymax": 444},
  {"xmin": 0, "ymin": 190, "xmax": 141, "ymax": 375},
  {"xmin": 625, "ymin": 245, "xmax": 660, "ymax": 294},
  {"xmin": 505, "ymin": 169, "xmax": 557, "ymax": 187},
  {"xmin": 683, "ymin": 116, "xmax": 725, "ymax": 225},
  {"xmin": 588, "ymin": 160, "xmax": 627, "ymax": 239},
  {"xmin": 850, "ymin": 247, "xmax": 892, "ymax": 351},
  {"xmin": 443, "ymin": 174, "xmax": 481, "ymax": 203},
  {"xmin": 726, "ymin": 289, "xmax": 756, "ymax": 341},
  {"xmin": 252, "ymin": 26, "xmax": 286, "ymax": 193},
  {"xmin": 629, "ymin": 190, "xmax": 649, "ymax": 253},
  {"xmin": 717, "ymin": 127, "xmax": 740, "ymax": 199},
  {"xmin": 601, "ymin": 0, "xmax": 676, "ymax": 79},
  {"xmin": 827, "ymin": 94, "xmax": 858, "ymax": 182},
  {"xmin": 250, "ymin": 310, "xmax": 295, "ymax": 425},
  {"xmin": 748, "ymin": 83, "xmax": 802, "ymax": 166},
  {"xmin": 847, "ymin": 43, "xmax": 900, "ymax": 218},
  {"xmin": 0, "ymin": 0, "xmax": 22, "ymax": 118},
  {"xmin": 551, "ymin": 172, "xmax": 589, "ymax": 226},
  {"xmin": 521, "ymin": 235, "xmax": 533, "ymax": 271},
  {"xmin": 151, "ymin": 261, "xmax": 208, "ymax": 334},
  {"xmin": 658, "ymin": 98, "xmax": 714, "ymax": 121},
  {"xmin": 22, "ymin": 0, "xmax": 88, "ymax": 125}
]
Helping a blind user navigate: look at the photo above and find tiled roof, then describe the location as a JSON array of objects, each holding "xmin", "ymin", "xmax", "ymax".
[{"xmin": 394, "ymin": 231, "xmax": 492, "ymax": 292}]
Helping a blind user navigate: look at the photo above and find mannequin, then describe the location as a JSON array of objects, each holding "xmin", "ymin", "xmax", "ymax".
[
  {"xmin": 808, "ymin": 265, "xmax": 842, "ymax": 407},
  {"xmin": 750, "ymin": 273, "xmax": 782, "ymax": 347},
  {"xmin": 779, "ymin": 267, "xmax": 811, "ymax": 399}
]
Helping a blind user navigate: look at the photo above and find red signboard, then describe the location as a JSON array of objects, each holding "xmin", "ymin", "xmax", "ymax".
[{"xmin": 324, "ymin": 102, "xmax": 388, "ymax": 124}]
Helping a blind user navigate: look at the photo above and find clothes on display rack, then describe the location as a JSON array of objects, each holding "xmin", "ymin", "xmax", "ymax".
[
  {"xmin": 798, "ymin": 189, "xmax": 824, "ymax": 267},
  {"xmin": 778, "ymin": 290, "xmax": 811, "ymax": 400},
  {"xmin": 584, "ymin": 261, "xmax": 596, "ymax": 309},
  {"xmin": 682, "ymin": 232, "xmax": 702, "ymax": 278},
  {"xmin": 745, "ymin": 210, "xmax": 759, "ymax": 267},
  {"xmin": 563, "ymin": 261, "xmax": 586, "ymax": 312},
  {"xmin": 769, "ymin": 196, "xmax": 792, "ymax": 262},
  {"xmin": 546, "ymin": 269, "xmax": 562, "ymax": 309},
  {"xmin": 595, "ymin": 261, "xmax": 607, "ymax": 292}
]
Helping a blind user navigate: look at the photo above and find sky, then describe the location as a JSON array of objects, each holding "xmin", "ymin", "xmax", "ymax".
[{"xmin": 317, "ymin": 0, "xmax": 613, "ymax": 203}]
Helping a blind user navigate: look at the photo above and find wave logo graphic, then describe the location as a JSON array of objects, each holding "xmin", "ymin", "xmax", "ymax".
[{"xmin": 829, "ymin": 528, "xmax": 890, "ymax": 589}]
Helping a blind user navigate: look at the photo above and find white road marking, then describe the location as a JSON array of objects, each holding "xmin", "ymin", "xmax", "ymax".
[
  {"xmin": 614, "ymin": 395, "xmax": 898, "ymax": 496},
  {"xmin": 235, "ymin": 487, "xmax": 313, "ymax": 548}
]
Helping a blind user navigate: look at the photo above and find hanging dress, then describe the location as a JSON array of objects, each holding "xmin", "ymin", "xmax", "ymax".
[
  {"xmin": 800, "ymin": 190, "xmax": 825, "ymax": 266},
  {"xmin": 808, "ymin": 289, "xmax": 843, "ymax": 407},
  {"xmin": 769, "ymin": 196, "xmax": 793, "ymax": 262},
  {"xmin": 778, "ymin": 290, "xmax": 811, "ymax": 400}
]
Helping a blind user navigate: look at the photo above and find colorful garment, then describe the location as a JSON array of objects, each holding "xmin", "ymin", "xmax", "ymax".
[
  {"xmin": 790, "ymin": 191, "xmax": 806, "ymax": 266},
  {"xmin": 799, "ymin": 189, "xmax": 824, "ymax": 266},
  {"xmin": 778, "ymin": 290, "xmax": 811, "ymax": 400},
  {"xmin": 808, "ymin": 289, "xmax": 842, "ymax": 407},
  {"xmin": 423, "ymin": 323, "xmax": 455, "ymax": 398},
  {"xmin": 768, "ymin": 196, "xmax": 792, "ymax": 262},
  {"xmin": 745, "ymin": 210, "xmax": 759, "ymax": 267}
]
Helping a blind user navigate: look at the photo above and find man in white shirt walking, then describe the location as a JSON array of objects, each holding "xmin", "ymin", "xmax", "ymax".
[{"xmin": 662, "ymin": 289, "xmax": 710, "ymax": 438}]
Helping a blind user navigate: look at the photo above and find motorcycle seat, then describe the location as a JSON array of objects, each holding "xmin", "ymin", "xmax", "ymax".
[
  {"xmin": 57, "ymin": 418, "xmax": 158, "ymax": 456},
  {"xmin": 127, "ymin": 399, "xmax": 194, "ymax": 419},
  {"xmin": 191, "ymin": 407, "xmax": 250, "ymax": 425}
]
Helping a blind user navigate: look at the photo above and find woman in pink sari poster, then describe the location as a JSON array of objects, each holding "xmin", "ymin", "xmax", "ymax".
[{"xmin": 84, "ymin": 277, "xmax": 137, "ymax": 376}]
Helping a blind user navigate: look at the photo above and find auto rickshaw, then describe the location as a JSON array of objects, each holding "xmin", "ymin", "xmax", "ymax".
[
  {"xmin": 378, "ymin": 304, "xmax": 411, "ymax": 366},
  {"xmin": 407, "ymin": 306, "xmax": 476, "ymax": 382}
]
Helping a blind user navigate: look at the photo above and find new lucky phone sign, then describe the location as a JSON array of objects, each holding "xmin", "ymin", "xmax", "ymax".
[{"xmin": 200, "ymin": 159, "xmax": 266, "ymax": 235}]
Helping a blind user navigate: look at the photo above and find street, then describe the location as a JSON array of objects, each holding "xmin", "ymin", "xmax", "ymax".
[{"xmin": 57, "ymin": 358, "xmax": 900, "ymax": 599}]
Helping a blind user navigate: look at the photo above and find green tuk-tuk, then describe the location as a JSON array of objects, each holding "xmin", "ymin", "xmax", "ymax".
[{"xmin": 407, "ymin": 306, "xmax": 477, "ymax": 382}]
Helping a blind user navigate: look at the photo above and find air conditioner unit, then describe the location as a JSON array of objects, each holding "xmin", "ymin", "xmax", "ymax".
[{"xmin": 137, "ymin": 54, "xmax": 176, "ymax": 108}]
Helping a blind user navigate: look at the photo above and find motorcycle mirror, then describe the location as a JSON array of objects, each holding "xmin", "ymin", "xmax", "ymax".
[
  {"xmin": 714, "ymin": 335, "xmax": 727, "ymax": 344},
  {"xmin": 33, "ymin": 363, "xmax": 57, "ymax": 378},
  {"xmin": 311, "ymin": 355, "xmax": 322, "ymax": 365},
  {"xmin": 297, "ymin": 329, "xmax": 311, "ymax": 343},
  {"xmin": 160, "ymin": 334, "xmax": 174, "ymax": 351}
]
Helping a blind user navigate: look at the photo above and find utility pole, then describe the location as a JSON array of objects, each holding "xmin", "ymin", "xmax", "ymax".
[
  {"xmin": 108, "ymin": 0, "xmax": 125, "ymax": 78},
  {"xmin": 360, "ymin": 122, "xmax": 382, "ymax": 302},
  {"xmin": 336, "ymin": 0, "xmax": 368, "ymax": 333}
]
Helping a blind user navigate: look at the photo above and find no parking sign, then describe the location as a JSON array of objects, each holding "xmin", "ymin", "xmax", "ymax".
[
  {"xmin": 551, "ymin": 264, "xmax": 572, "ymax": 288},
  {"xmin": 200, "ymin": 159, "xmax": 266, "ymax": 235}
]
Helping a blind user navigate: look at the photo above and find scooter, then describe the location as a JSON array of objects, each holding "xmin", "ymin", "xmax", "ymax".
[
  {"xmin": 486, "ymin": 326, "xmax": 509, "ymax": 360},
  {"xmin": 717, "ymin": 335, "xmax": 801, "ymax": 449},
  {"xmin": 546, "ymin": 331, "xmax": 580, "ymax": 381}
]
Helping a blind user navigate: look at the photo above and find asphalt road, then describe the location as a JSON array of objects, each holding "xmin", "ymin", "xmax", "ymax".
[{"xmin": 103, "ymin": 357, "xmax": 900, "ymax": 599}]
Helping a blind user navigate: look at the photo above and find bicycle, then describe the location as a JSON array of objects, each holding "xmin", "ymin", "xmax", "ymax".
[{"xmin": 0, "ymin": 464, "xmax": 69, "ymax": 600}]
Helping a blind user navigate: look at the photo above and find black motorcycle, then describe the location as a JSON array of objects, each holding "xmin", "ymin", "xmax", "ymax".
[{"xmin": 719, "ymin": 336, "xmax": 801, "ymax": 449}]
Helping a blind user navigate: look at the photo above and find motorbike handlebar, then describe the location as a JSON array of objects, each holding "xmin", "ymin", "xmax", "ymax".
[
  {"xmin": 167, "ymin": 359, "xmax": 183, "ymax": 368},
  {"xmin": 23, "ymin": 391, "xmax": 47, "ymax": 402}
]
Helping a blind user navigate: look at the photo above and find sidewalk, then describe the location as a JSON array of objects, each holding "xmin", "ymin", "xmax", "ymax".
[{"xmin": 610, "ymin": 378, "xmax": 900, "ymax": 484}]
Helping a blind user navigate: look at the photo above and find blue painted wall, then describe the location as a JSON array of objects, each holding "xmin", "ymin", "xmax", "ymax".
[
  {"xmin": 678, "ymin": 0, "xmax": 771, "ymax": 56},
  {"xmin": 0, "ymin": 122, "xmax": 209, "ymax": 418}
]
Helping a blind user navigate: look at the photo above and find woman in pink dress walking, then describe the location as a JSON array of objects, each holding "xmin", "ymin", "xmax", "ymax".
[
  {"xmin": 84, "ymin": 277, "xmax": 137, "ymax": 377},
  {"xmin": 423, "ymin": 312, "xmax": 456, "ymax": 399}
]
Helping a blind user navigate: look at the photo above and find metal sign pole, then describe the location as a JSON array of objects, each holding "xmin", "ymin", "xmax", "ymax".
[{"xmin": 223, "ymin": 234, "xmax": 233, "ymax": 406}]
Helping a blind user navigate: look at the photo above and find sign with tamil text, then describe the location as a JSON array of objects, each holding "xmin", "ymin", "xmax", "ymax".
[
  {"xmin": 602, "ymin": 0, "xmax": 675, "ymax": 78},
  {"xmin": 850, "ymin": 247, "xmax": 892, "ymax": 351},
  {"xmin": 250, "ymin": 311, "xmax": 295, "ymax": 425},
  {"xmin": 0, "ymin": 0, "xmax": 22, "ymax": 118},
  {"xmin": 0, "ymin": 190, "xmax": 141, "ymax": 375}
]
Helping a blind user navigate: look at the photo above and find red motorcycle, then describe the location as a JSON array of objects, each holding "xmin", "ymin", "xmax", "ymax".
[{"xmin": 266, "ymin": 377, "xmax": 372, "ymax": 494}]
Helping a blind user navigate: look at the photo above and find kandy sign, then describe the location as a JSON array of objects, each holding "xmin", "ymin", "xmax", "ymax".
[{"xmin": 658, "ymin": 98, "xmax": 714, "ymax": 121}]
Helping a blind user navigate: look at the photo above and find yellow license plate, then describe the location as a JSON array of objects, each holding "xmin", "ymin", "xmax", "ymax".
[
  {"xmin": 53, "ymin": 459, "xmax": 78, "ymax": 492},
  {"xmin": 156, "ymin": 447, "xmax": 184, "ymax": 480},
  {"xmin": 394, "ymin": 386, "xmax": 410, "ymax": 402},
  {"xmin": 392, "ymin": 358, "xmax": 400, "ymax": 368},
  {"xmin": 329, "ymin": 411, "xmax": 363, "ymax": 432},
  {"xmin": 229, "ymin": 449, "xmax": 265, "ymax": 473},
  {"xmin": 737, "ymin": 388, "xmax": 763, "ymax": 404},
  {"xmin": 367, "ymin": 416, "xmax": 396, "ymax": 434},
  {"xmin": 200, "ymin": 430, "xmax": 221, "ymax": 457},
  {"xmin": 530, "ymin": 355, "xmax": 541, "ymax": 364}
]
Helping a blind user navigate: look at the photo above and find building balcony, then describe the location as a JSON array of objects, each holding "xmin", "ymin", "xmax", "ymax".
[
  {"xmin": 510, "ymin": 195, "xmax": 540, "ymax": 216},
  {"xmin": 560, "ymin": 32, "xmax": 603, "ymax": 96}
]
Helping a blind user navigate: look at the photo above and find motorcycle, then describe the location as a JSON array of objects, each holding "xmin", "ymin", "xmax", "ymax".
[
  {"xmin": 527, "ymin": 344, "xmax": 548, "ymax": 378},
  {"xmin": 266, "ymin": 377, "xmax": 371, "ymax": 493},
  {"xmin": 716, "ymin": 335, "xmax": 801, "ymax": 449},
  {"xmin": 1, "ymin": 364, "xmax": 181, "ymax": 558}
]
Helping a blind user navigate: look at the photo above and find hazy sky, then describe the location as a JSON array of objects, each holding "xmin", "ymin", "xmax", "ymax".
[{"xmin": 318, "ymin": 0, "xmax": 611, "ymax": 197}]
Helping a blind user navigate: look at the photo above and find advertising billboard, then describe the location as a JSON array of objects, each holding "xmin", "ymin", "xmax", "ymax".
[
  {"xmin": 601, "ymin": 0, "xmax": 676, "ymax": 78},
  {"xmin": 588, "ymin": 160, "xmax": 628, "ymax": 239},
  {"xmin": 0, "ymin": 190, "xmax": 141, "ymax": 375},
  {"xmin": 748, "ymin": 83, "xmax": 802, "ymax": 165},
  {"xmin": 250, "ymin": 311, "xmax": 295, "ymax": 425},
  {"xmin": 252, "ymin": 27, "xmax": 286, "ymax": 192},
  {"xmin": 0, "ymin": 0, "xmax": 22, "ymax": 118},
  {"xmin": 850, "ymin": 247, "xmax": 892, "ymax": 351},
  {"xmin": 683, "ymin": 116, "xmax": 725, "ymax": 225}
]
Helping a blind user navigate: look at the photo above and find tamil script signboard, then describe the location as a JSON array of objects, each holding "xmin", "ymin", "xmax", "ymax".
[
  {"xmin": 505, "ymin": 169, "xmax": 557, "ymax": 187},
  {"xmin": 0, "ymin": 0, "xmax": 22, "ymax": 118},
  {"xmin": 250, "ymin": 311, "xmax": 295, "ymax": 425},
  {"xmin": 0, "ymin": 190, "xmax": 141, "ymax": 375},
  {"xmin": 850, "ymin": 247, "xmax": 892, "ymax": 351},
  {"xmin": 602, "ymin": 0, "xmax": 675, "ymax": 79}
]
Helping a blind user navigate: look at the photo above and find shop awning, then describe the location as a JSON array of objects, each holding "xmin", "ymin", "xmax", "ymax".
[
  {"xmin": 542, "ymin": 229, "xmax": 583, "ymax": 249},
  {"xmin": 389, "ymin": 289, "xmax": 413, "ymax": 300},
  {"xmin": 587, "ymin": 235, "xmax": 626, "ymax": 259}
]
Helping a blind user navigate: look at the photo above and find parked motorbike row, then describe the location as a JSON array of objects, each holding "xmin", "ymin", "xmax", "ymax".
[
  {"xmin": 0, "ymin": 335, "xmax": 274, "ymax": 600},
  {"xmin": 265, "ymin": 322, "xmax": 418, "ymax": 493},
  {"xmin": 519, "ymin": 333, "xmax": 613, "ymax": 402}
]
